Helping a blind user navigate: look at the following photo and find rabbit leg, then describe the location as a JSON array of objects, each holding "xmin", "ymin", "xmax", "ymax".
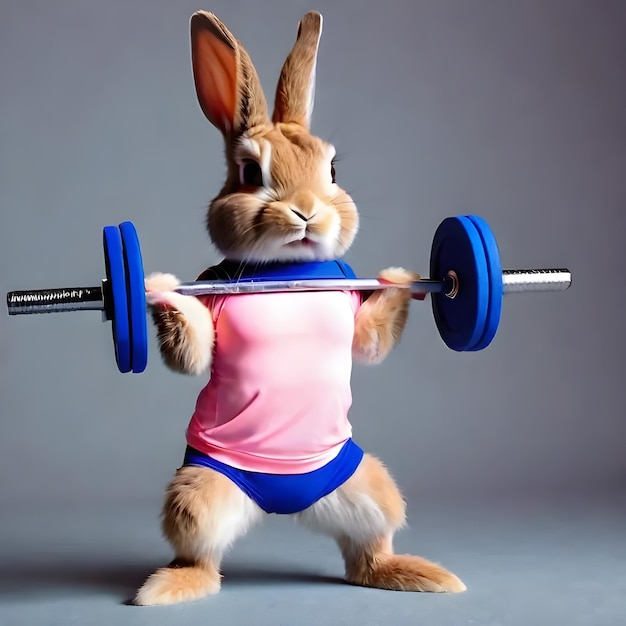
[
  {"xmin": 134, "ymin": 466, "xmax": 263, "ymax": 606},
  {"xmin": 295, "ymin": 454, "xmax": 466, "ymax": 593}
]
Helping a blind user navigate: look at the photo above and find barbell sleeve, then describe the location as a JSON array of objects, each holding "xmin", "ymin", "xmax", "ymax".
[
  {"xmin": 6, "ymin": 268, "xmax": 571, "ymax": 317},
  {"xmin": 501, "ymin": 269, "xmax": 572, "ymax": 293}
]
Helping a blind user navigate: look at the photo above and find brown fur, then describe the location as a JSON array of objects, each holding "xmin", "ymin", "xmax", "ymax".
[
  {"xmin": 335, "ymin": 456, "xmax": 465, "ymax": 593},
  {"xmin": 134, "ymin": 466, "xmax": 262, "ymax": 605},
  {"xmin": 340, "ymin": 454, "xmax": 407, "ymax": 528},
  {"xmin": 295, "ymin": 454, "xmax": 466, "ymax": 593},
  {"xmin": 341, "ymin": 544, "xmax": 467, "ymax": 593},
  {"xmin": 207, "ymin": 124, "xmax": 358, "ymax": 262},
  {"xmin": 160, "ymin": 466, "xmax": 260, "ymax": 561},
  {"xmin": 134, "ymin": 563, "xmax": 220, "ymax": 606},
  {"xmin": 191, "ymin": 12, "xmax": 269, "ymax": 134},
  {"xmin": 272, "ymin": 12, "xmax": 322, "ymax": 126},
  {"xmin": 145, "ymin": 274, "xmax": 214, "ymax": 376},
  {"xmin": 150, "ymin": 309, "xmax": 193, "ymax": 373},
  {"xmin": 353, "ymin": 268, "xmax": 420, "ymax": 364}
]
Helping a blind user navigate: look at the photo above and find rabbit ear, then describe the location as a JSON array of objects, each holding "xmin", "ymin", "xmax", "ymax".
[
  {"xmin": 272, "ymin": 11, "xmax": 323, "ymax": 128},
  {"xmin": 190, "ymin": 11, "xmax": 269, "ymax": 136}
]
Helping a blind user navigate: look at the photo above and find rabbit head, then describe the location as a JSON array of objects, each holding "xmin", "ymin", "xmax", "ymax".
[{"xmin": 190, "ymin": 10, "xmax": 358, "ymax": 263}]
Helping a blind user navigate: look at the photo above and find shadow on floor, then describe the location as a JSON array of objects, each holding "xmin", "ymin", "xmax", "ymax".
[{"xmin": 0, "ymin": 559, "xmax": 347, "ymax": 603}]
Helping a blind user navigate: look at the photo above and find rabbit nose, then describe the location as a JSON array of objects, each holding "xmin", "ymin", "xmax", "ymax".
[{"xmin": 291, "ymin": 208, "xmax": 309, "ymax": 222}]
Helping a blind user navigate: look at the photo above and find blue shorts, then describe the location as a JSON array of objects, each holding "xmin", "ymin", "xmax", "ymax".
[{"xmin": 182, "ymin": 439, "xmax": 364, "ymax": 515}]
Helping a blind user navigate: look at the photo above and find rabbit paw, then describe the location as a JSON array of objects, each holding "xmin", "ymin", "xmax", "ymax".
[
  {"xmin": 378, "ymin": 267, "xmax": 423, "ymax": 301},
  {"xmin": 145, "ymin": 272, "xmax": 182, "ymax": 310},
  {"xmin": 378, "ymin": 266, "xmax": 420, "ymax": 285},
  {"xmin": 145, "ymin": 272, "xmax": 181, "ymax": 293}
]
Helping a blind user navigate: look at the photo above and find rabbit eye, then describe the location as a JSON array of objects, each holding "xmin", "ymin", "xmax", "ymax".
[
  {"xmin": 240, "ymin": 159, "xmax": 264, "ymax": 187},
  {"xmin": 330, "ymin": 159, "xmax": 336, "ymax": 184}
]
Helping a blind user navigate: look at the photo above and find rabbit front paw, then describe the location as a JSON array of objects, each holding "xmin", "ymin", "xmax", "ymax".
[
  {"xmin": 145, "ymin": 272, "xmax": 183, "ymax": 310},
  {"xmin": 378, "ymin": 266, "xmax": 420, "ymax": 285},
  {"xmin": 145, "ymin": 272, "xmax": 181, "ymax": 293},
  {"xmin": 377, "ymin": 267, "xmax": 422, "ymax": 301}
]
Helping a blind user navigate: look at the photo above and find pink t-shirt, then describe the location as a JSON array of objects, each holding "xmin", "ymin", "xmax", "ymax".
[{"xmin": 186, "ymin": 290, "xmax": 362, "ymax": 474}]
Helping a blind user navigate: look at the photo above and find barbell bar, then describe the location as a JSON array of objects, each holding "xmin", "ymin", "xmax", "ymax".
[{"xmin": 6, "ymin": 215, "xmax": 571, "ymax": 373}]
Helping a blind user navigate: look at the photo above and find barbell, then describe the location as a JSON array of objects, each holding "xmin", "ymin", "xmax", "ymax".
[{"xmin": 6, "ymin": 215, "xmax": 571, "ymax": 373}]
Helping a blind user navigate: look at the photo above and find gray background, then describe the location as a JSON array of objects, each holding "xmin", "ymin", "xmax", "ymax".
[{"xmin": 1, "ymin": 1, "xmax": 625, "ymax": 625}]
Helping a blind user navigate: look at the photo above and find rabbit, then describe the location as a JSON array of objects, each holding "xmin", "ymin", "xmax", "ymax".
[{"xmin": 134, "ymin": 10, "xmax": 466, "ymax": 606}]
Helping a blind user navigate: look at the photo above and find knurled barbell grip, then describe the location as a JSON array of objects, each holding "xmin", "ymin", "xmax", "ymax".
[{"xmin": 6, "ymin": 285, "xmax": 105, "ymax": 315}]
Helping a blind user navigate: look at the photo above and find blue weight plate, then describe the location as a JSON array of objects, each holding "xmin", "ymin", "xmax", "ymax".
[
  {"xmin": 103, "ymin": 226, "xmax": 131, "ymax": 373},
  {"xmin": 119, "ymin": 221, "xmax": 148, "ymax": 373},
  {"xmin": 465, "ymin": 215, "xmax": 503, "ymax": 351},
  {"xmin": 430, "ymin": 216, "xmax": 489, "ymax": 351}
]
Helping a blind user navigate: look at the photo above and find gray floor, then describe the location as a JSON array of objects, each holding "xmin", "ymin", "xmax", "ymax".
[{"xmin": 1, "ymin": 490, "xmax": 625, "ymax": 626}]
